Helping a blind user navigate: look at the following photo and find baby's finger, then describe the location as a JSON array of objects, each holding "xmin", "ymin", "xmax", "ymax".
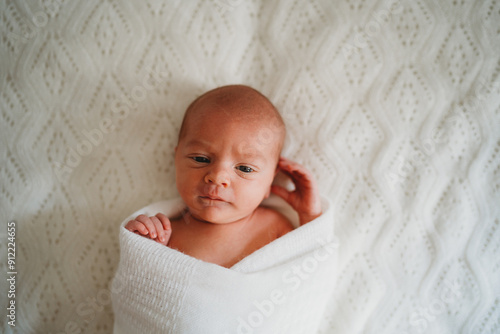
[
  {"xmin": 135, "ymin": 214, "xmax": 157, "ymax": 239},
  {"xmin": 156, "ymin": 213, "xmax": 172, "ymax": 244},
  {"xmin": 279, "ymin": 158, "xmax": 311, "ymax": 177},
  {"xmin": 278, "ymin": 159, "xmax": 315, "ymax": 189},
  {"xmin": 125, "ymin": 220, "xmax": 148, "ymax": 235},
  {"xmin": 150, "ymin": 216, "xmax": 166, "ymax": 243},
  {"xmin": 276, "ymin": 162, "xmax": 298, "ymax": 181},
  {"xmin": 271, "ymin": 185, "xmax": 292, "ymax": 203},
  {"xmin": 156, "ymin": 213, "xmax": 171, "ymax": 231}
]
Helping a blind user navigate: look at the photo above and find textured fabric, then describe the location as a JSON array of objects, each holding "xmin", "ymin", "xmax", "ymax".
[
  {"xmin": 111, "ymin": 196, "xmax": 337, "ymax": 334},
  {"xmin": 1, "ymin": 0, "xmax": 499, "ymax": 333}
]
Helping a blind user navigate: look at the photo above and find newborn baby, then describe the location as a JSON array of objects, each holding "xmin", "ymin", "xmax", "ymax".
[{"xmin": 125, "ymin": 85, "xmax": 322, "ymax": 268}]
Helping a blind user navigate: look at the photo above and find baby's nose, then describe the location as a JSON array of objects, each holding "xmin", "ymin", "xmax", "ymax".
[{"xmin": 204, "ymin": 169, "xmax": 230, "ymax": 188}]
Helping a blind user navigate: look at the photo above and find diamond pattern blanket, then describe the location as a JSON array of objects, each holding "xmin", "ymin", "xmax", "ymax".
[{"xmin": 1, "ymin": 0, "xmax": 499, "ymax": 333}]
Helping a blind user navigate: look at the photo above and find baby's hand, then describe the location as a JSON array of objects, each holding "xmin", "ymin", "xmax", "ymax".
[
  {"xmin": 125, "ymin": 213, "xmax": 172, "ymax": 246},
  {"xmin": 271, "ymin": 157, "xmax": 322, "ymax": 226}
]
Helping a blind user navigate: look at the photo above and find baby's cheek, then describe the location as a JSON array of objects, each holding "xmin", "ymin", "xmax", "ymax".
[
  {"xmin": 177, "ymin": 180, "xmax": 195, "ymax": 203},
  {"xmin": 244, "ymin": 183, "xmax": 269, "ymax": 205}
]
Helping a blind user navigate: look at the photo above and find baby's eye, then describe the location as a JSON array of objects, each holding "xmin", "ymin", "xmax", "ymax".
[
  {"xmin": 192, "ymin": 156, "xmax": 210, "ymax": 163},
  {"xmin": 237, "ymin": 166, "xmax": 254, "ymax": 173}
]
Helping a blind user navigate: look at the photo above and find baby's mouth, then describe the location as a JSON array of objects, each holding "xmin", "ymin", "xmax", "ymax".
[
  {"xmin": 199, "ymin": 195, "xmax": 226, "ymax": 202},
  {"xmin": 198, "ymin": 196, "xmax": 229, "ymax": 207}
]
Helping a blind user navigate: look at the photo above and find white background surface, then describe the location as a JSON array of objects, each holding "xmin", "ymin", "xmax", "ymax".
[{"xmin": 1, "ymin": 0, "xmax": 499, "ymax": 333}]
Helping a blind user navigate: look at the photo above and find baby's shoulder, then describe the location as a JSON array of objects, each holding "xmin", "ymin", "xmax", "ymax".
[{"xmin": 256, "ymin": 206, "xmax": 294, "ymax": 237}]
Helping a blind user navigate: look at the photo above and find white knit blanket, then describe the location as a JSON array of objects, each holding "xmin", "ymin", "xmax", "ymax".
[
  {"xmin": 111, "ymin": 196, "xmax": 337, "ymax": 333},
  {"xmin": 2, "ymin": 0, "xmax": 500, "ymax": 333}
]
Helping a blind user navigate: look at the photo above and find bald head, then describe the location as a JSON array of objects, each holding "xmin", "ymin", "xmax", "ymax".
[{"xmin": 178, "ymin": 85, "xmax": 286, "ymax": 157}]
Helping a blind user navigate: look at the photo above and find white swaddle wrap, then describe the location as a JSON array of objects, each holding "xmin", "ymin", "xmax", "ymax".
[{"xmin": 111, "ymin": 195, "xmax": 337, "ymax": 334}]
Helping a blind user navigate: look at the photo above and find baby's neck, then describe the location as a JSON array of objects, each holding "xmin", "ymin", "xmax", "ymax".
[{"xmin": 181, "ymin": 209, "xmax": 255, "ymax": 229}]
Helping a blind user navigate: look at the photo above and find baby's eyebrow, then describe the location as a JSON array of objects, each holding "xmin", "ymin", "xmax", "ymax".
[
  {"xmin": 185, "ymin": 139, "xmax": 211, "ymax": 148},
  {"xmin": 238, "ymin": 150, "xmax": 266, "ymax": 162},
  {"xmin": 185, "ymin": 139, "xmax": 268, "ymax": 162}
]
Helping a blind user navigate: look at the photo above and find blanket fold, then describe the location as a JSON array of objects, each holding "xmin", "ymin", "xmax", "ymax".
[{"xmin": 111, "ymin": 195, "xmax": 337, "ymax": 334}]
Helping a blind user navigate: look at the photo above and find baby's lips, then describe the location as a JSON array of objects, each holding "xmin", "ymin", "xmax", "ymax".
[
  {"xmin": 199, "ymin": 188, "xmax": 227, "ymax": 201},
  {"xmin": 200, "ymin": 195, "xmax": 228, "ymax": 203}
]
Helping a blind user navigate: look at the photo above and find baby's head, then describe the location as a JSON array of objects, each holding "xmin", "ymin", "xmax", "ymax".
[{"xmin": 175, "ymin": 85, "xmax": 286, "ymax": 224}]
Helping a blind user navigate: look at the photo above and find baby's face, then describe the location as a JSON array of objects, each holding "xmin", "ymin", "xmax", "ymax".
[{"xmin": 174, "ymin": 107, "xmax": 280, "ymax": 224}]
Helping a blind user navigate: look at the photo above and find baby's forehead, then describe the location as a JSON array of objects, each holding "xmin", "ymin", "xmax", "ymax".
[
  {"xmin": 178, "ymin": 86, "xmax": 286, "ymax": 151},
  {"xmin": 187, "ymin": 98, "xmax": 280, "ymax": 129},
  {"xmin": 183, "ymin": 112, "xmax": 283, "ymax": 154}
]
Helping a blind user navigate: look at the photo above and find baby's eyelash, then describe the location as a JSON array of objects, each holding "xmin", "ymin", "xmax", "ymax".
[
  {"xmin": 191, "ymin": 156, "xmax": 210, "ymax": 163},
  {"xmin": 189, "ymin": 157, "xmax": 255, "ymax": 173},
  {"xmin": 237, "ymin": 166, "xmax": 254, "ymax": 173}
]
